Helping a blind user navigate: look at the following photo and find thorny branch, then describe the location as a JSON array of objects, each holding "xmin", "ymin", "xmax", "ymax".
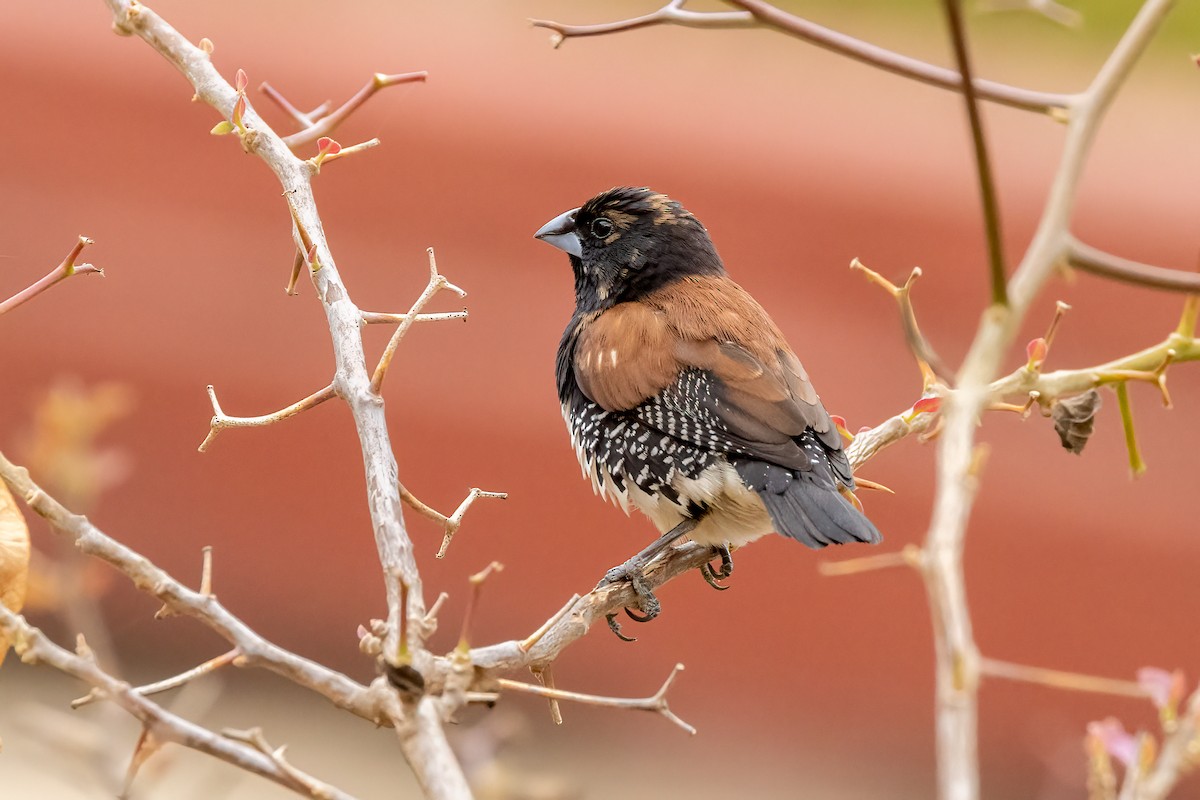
[
  {"xmin": 0, "ymin": 607, "xmax": 354, "ymax": 800},
  {"xmin": 530, "ymin": 3, "xmax": 1189, "ymax": 800},
  {"xmin": 0, "ymin": 450, "xmax": 379, "ymax": 720},
  {"xmin": 263, "ymin": 71, "xmax": 428, "ymax": 149},
  {"xmin": 496, "ymin": 663, "xmax": 695, "ymax": 734},
  {"xmin": 0, "ymin": 236, "xmax": 104, "ymax": 317},
  {"xmin": 9, "ymin": 2, "xmax": 1187, "ymax": 798},
  {"xmin": 198, "ymin": 383, "xmax": 336, "ymax": 452}
]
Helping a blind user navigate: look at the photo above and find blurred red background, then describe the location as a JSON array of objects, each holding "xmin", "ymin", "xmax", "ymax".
[{"xmin": 3, "ymin": 2, "xmax": 1199, "ymax": 798}]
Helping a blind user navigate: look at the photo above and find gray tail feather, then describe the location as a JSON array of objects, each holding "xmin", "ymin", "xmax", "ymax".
[{"xmin": 758, "ymin": 473, "xmax": 882, "ymax": 550}]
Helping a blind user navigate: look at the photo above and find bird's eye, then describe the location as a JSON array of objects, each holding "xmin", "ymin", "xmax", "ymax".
[{"xmin": 589, "ymin": 218, "xmax": 614, "ymax": 239}]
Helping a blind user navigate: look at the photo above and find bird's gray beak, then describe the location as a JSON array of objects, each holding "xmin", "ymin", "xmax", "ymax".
[{"xmin": 534, "ymin": 207, "xmax": 582, "ymax": 258}]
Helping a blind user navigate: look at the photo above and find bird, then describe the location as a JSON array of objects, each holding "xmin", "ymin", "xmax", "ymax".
[{"xmin": 534, "ymin": 187, "xmax": 881, "ymax": 637}]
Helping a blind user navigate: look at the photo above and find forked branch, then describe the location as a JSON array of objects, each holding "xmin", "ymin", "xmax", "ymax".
[{"xmin": 0, "ymin": 236, "xmax": 104, "ymax": 317}]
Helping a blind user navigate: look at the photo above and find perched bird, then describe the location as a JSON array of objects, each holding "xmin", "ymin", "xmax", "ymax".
[{"xmin": 534, "ymin": 187, "xmax": 880, "ymax": 636}]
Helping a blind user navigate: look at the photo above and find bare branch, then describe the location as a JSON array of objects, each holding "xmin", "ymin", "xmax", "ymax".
[
  {"xmin": 0, "ymin": 236, "xmax": 104, "ymax": 317},
  {"xmin": 274, "ymin": 71, "xmax": 428, "ymax": 148},
  {"xmin": 73, "ymin": 648, "xmax": 241, "ymax": 709},
  {"xmin": 361, "ymin": 310, "xmax": 468, "ymax": 326},
  {"xmin": 1067, "ymin": 236, "xmax": 1200, "ymax": 293},
  {"xmin": 941, "ymin": 0, "xmax": 1008, "ymax": 306},
  {"xmin": 917, "ymin": 2, "xmax": 1174, "ymax": 797},
  {"xmin": 370, "ymin": 247, "xmax": 466, "ymax": 394},
  {"xmin": 851, "ymin": 259, "xmax": 950, "ymax": 383},
  {"xmin": 496, "ymin": 663, "xmax": 695, "ymax": 735},
  {"xmin": 399, "ymin": 486, "xmax": 508, "ymax": 559},
  {"xmin": 0, "ymin": 607, "xmax": 356, "ymax": 800},
  {"xmin": 818, "ymin": 544, "xmax": 924, "ymax": 577},
  {"xmin": 533, "ymin": 1, "xmax": 1071, "ymax": 113},
  {"xmin": 980, "ymin": 658, "xmax": 1149, "ymax": 699},
  {"xmin": 198, "ymin": 383, "xmax": 336, "ymax": 452},
  {"xmin": 0, "ymin": 449, "xmax": 379, "ymax": 722},
  {"xmin": 1139, "ymin": 687, "xmax": 1200, "ymax": 799}
]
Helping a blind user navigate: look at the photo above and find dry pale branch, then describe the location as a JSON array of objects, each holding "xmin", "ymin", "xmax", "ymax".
[
  {"xmin": 496, "ymin": 663, "xmax": 695, "ymax": 735},
  {"xmin": 362, "ymin": 309, "xmax": 468, "ymax": 326},
  {"xmin": 198, "ymin": 383, "xmax": 336, "ymax": 452},
  {"xmin": 105, "ymin": 1, "xmax": 430, "ymax": 679},
  {"xmin": 980, "ymin": 658, "xmax": 1150, "ymax": 699},
  {"xmin": 399, "ymin": 486, "xmax": 508, "ymax": 559},
  {"xmin": 0, "ymin": 236, "xmax": 104, "ymax": 317},
  {"xmin": 0, "ymin": 450, "xmax": 380, "ymax": 722},
  {"xmin": 1139, "ymin": 687, "xmax": 1200, "ymax": 799},
  {"xmin": 264, "ymin": 71, "xmax": 428, "ymax": 149},
  {"xmin": 531, "ymin": 0, "xmax": 1069, "ymax": 113},
  {"xmin": 306, "ymin": 137, "xmax": 381, "ymax": 173},
  {"xmin": 0, "ymin": 607, "xmax": 355, "ymax": 800},
  {"xmin": 919, "ymin": 2, "xmax": 1175, "ymax": 797},
  {"xmin": 852, "ymin": 259, "xmax": 949, "ymax": 382},
  {"xmin": 72, "ymin": 648, "xmax": 241, "ymax": 710},
  {"xmin": 370, "ymin": 247, "xmax": 466, "ymax": 394},
  {"xmin": 818, "ymin": 544, "xmax": 924, "ymax": 577}
]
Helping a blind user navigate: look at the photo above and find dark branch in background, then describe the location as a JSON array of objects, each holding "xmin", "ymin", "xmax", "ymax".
[
  {"xmin": 941, "ymin": 0, "xmax": 1008, "ymax": 307},
  {"xmin": 1066, "ymin": 236, "xmax": 1200, "ymax": 293},
  {"xmin": 724, "ymin": 0, "xmax": 1070, "ymax": 112},
  {"xmin": 531, "ymin": 0, "xmax": 1071, "ymax": 113}
]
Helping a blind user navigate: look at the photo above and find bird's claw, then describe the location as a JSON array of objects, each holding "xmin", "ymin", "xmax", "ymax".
[
  {"xmin": 606, "ymin": 612, "xmax": 637, "ymax": 641},
  {"xmin": 599, "ymin": 562, "xmax": 661, "ymax": 641},
  {"xmin": 699, "ymin": 544, "xmax": 734, "ymax": 590}
]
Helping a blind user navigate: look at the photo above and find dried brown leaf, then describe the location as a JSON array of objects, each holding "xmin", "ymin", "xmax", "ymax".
[
  {"xmin": 0, "ymin": 479, "xmax": 31, "ymax": 667},
  {"xmin": 1053, "ymin": 389, "xmax": 1102, "ymax": 454}
]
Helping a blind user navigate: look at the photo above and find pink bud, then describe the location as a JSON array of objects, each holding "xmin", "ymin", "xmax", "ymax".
[
  {"xmin": 232, "ymin": 94, "xmax": 246, "ymax": 127},
  {"xmin": 1087, "ymin": 718, "xmax": 1137, "ymax": 767},
  {"xmin": 235, "ymin": 68, "xmax": 248, "ymax": 92},
  {"xmin": 1026, "ymin": 337, "xmax": 1048, "ymax": 364},
  {"xmin": 1137, "ymin": 667, "xmax": 1185, "ymax": 712},
  {"xmin": 912, "ymin": 396, "xmax": 941, "ymax": 415},
  {"xmin": 830, "ymin": 414, "xmax": 847, "ymax": 430}
]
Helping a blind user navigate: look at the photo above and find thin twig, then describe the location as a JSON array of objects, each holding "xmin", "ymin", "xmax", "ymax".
[
  {"xmin": 532, "ymin": 1, "xmax": 1070, "ymax": 113},
  {"xmin": 361, "ymin": 310, "xmax": 468, "ymax": 326},
  {"xmin": 370, "ymin": 247, "xmax": 466, "ymax": 394},
  {"xmin": 276, "ymin": 71, "xmax": 428, "ymax": 148},
  {"xmin": 852, "ymin": 259, "xmax": 951, "ymax": 382},
  {"xmin": 0, "ymin": 449, "xmax": 379, "ymax": 722},
  {"xmin": 1066, "ymin": 236, "xmax": 1200, "ymax": 293},
  {"xmin": 941, "ymin": 0, "xmax": 1008, "ymax": 306},
  {"xmin": 819, "ymin": 544, "xmax": 924, "ymax": 577},
  {"xmin": 980, "ymin": 658, "xmax": 1149, "ymax": 699},
  {"xmin": 198, "ymin": 383, "xmax": 336, "ymax": 452},
  {"xmin": 0, "ymin": 236, "xmax": 104, "ymax": 316},
  {"xmin": 72, "ymin": 648, "xmax": 241, "ymax": 709},
  {"xmin": 497, "ymin": 663, "xmax": 695, "ymax": 735},
  {"xmin": 0, "ymin": 607, "xmax": 356, "ymax": 800}
]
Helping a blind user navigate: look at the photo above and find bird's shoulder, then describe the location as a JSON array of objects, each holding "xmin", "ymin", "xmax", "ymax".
[{"xmin": 572, "ymin": 275, "xmax": 832, "ymax": 441}]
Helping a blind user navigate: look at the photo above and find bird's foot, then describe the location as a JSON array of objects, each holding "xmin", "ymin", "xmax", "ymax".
[
  {"xmin": 599, "ymin": 559, "xmax": 662, "ymax": 642},
  {"xmin": 698, "ymin": 544, "xmax": 734, "ymax": 591}
]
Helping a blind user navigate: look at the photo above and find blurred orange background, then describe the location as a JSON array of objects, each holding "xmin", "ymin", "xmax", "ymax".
[{"xmin": 3, "ymin": 1, "xmax": 1199, "ymax": 798}]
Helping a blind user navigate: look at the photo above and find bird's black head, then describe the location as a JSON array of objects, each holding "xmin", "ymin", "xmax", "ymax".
[{"xmin": 534, "ymin": 187, "xmax": 725, "ymax": 312}]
